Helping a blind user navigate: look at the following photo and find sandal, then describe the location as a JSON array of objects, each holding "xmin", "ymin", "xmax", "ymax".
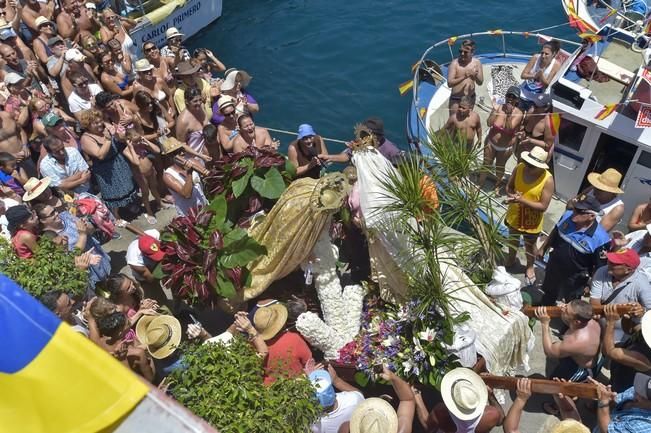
[
  {"xmin": 145, "ymin": 214, "xmax": 157, "ymax": 225},
  {"xmin": 115, "ymin": 219, "xmax": 128, "ymax": 228}
]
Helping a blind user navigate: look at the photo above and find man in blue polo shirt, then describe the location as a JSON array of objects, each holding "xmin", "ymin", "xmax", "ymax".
[{"xmin": 539, "ymin": 195, "xmax": 610, "ymax": 305}]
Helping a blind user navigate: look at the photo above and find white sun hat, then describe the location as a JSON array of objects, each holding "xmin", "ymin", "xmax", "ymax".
[{"xmin": 441, "ymin": 367, "xmax": 488, "ymax": 421}]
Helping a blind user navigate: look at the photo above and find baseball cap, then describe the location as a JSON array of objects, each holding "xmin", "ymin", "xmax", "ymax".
[
  {"xmin": 634, "ymin": 372, "xmax": 651, "ymax": 400},
  {"xmin": 41, "ymin": 112, "xmax": 63, "ymax": 128},
  {"xmin": 606, "ymin": 248, "xmax": 641, "ymax": 268},
  {"xmin": 297, "ymin": 124, "xmax": 316, "ymax": 140},
  {"xmin": 506, "ymin": 86, "xmax": 521, "ymax": 98},
  {"xmin": 533, "ymin": 93, "xmax": 552, "ymax": 108},
  {"xmin": 309, "ymin": 369, "xmax": 336, "ymax": 408},
  {"xmin": 47, "ymin": 36, "xmax": 64, "ymax": 47},
  {"xmin": 85, "ymin": 2, "xmax": 96, "ymax": 9},
  {"xmin": 573, "ymin": 194, "xmax": 601, "ymax": 213},
  {"xmin": 4, "ymin": 72, "xmax": 23, "ymax": 85},
  {"xmin": 0, "ymin": 27, "xmax": 16, "ymax": 41},
  {"xmin": 138, "ymin": 234, "xmax": 165, "ymax": 262}
]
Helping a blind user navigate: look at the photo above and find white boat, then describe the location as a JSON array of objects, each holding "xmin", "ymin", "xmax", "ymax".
[
  {"xmin": 550, "ymin": 23, "xmax": 651, "ymax": 227},
  {"xmin": 406, "ymin": 30, "xmax": 580, "ymax": 231},
  {"xmin": 561, "ymin": 0, "xmax": 650, "ymax": 33},
  {"xmin": 117, "ymin": 0, "xmax": 223, "ymax": 56},
  {"xmin": 405, "ymin": 26, "xmax": 651, "ymax": 232}
]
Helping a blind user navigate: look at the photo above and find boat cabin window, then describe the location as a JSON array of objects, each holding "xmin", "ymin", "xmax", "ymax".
[
  {"xmin": 637, "ymin": 150, "xmax": 651, "ymax": 170},
  {"xmin": 558, "ymin": 118, "xmax": 587, "ymax": 152},
  {"xmin": 579, "ymin": 132, "xmax": 636, "ymax": 191},
  {"xmin": 114, "ymin": 0, "xmax": 160, "ymax": 17}
]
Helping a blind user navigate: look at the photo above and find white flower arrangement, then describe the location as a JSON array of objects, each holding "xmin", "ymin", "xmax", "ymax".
[{"xmin": 296, "ymin": 228, "xmax": 366, "ymax": 359}]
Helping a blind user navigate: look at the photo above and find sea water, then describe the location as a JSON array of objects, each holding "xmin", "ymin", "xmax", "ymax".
[{"xmin": 188, "ymin": 0, "xmax": 576, "ymax": 153}]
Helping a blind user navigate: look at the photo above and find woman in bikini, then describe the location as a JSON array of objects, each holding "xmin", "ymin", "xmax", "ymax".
[
  {"xmin": 229, "ymin": 114, "xmax": 275, "ymax": 154},
  {"xmin": 478, "ymin": 86, "xmax": 524, "ymax": 192},
  {"xmin": 514, "ymin": 93, "xmax": 554, "ymax": 162},
  {"xmin": 133, "ymin": 59, "xmax": 175, "ymax": 118},
  {"xmin": 99, "ymin": 9, "xmax": 137, "ymax": 62},
  {"xmin": 143, "ymin": 41, "xmax": 175, "ymax": 90},
  {"xmin": 122, "ymin": 128, "xmax": 162, "ymax": 225},
  {"xmin": 99, "ymin": 51, "xmax": 133, "ymax": 98}
]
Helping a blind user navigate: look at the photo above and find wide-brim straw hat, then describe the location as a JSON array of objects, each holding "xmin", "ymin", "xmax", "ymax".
[
  {"xmin": 175, "ymin": 61, "xmax": 200, "ymax": 76},
  {"xmin": 220, "ymin": 69, "xmax": 252, "ymax": 92},
  {"xmin": 349, "ymin": 397, "xmax": 398, "ymax": 433},
  {"xmin": 22, "ymin": 176, "xmax": 51, "ymax": 201},
  {"xmin": 253, "ymin": 304, "xmax": 288, "ymax": 340},
  {"xmin": 134, "ymin": 58, "xmax": 155, "ymax": 72},
  {"xmin": 159, "ymin": 136, "xmax": 184, "ymax": 155},
  {"xmin": 587, "ymin": 168, "xmax": 624, "ymax": 194},
  {"xmin": 441, "ymin": 367, "xmax": 488, "ymax": 421},
  {"xmin": 548, "ymin": 420, "xmax": 590, "ymax": 433},
  {"xmin": 136, "ymin": 314, "xmax": 181, "ymax": 359},
  {"xmin": 521, "ymin": 146, "xmax": 549, "ymax": 169},
  {"xmin": 642, "ymin": 310, "xmax": 651, "ymax": 348}
]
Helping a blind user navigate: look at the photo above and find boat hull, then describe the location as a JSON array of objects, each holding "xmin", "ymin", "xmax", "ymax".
[{"xmin": 131, "ymin": 0, "xmax": 223, "ymax": 55}]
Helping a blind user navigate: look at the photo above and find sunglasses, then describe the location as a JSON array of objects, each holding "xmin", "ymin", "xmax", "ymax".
[
  {"xmin": 222, "ymin": 110, "xmax": 236, "ymax": 117},
  {"xmin": 144, "ymin": 46, "xmax": 157, "ymax": 53},
  {"xmin": 74, "ymin": 80, "xmax": 89, "ymax": 86},
  {"xmin": 40, "ymin": 23, "xmax": 54, "ymax": 28}
]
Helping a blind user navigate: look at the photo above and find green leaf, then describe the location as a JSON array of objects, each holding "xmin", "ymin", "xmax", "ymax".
[
  {"xmin": 250, "ymin": 167, "xmax": 285, "ymax": 199},
  {"xmin": 232, "ymin": 168, "xmax": 254, "ymax": 198},
  {"xmin": 284, "ymin": 158, "xmax": 297, "ymax": 179},
  {"xmin": 221, "ymin": 239, "xmax": 267, "ymax": 268},
  {"xmin": 216, "ymin": 272, "xmax": 236, "ymax": 299},
  {"xmin": 152, "ymin": 262, "xmax": 165, "ymax": 280},
  {"xmin": 207, "ymin": 195, "xmax": 228, "ymax": 227},
  {"xmin": 160, "ymin": 231, "xmax": 178, "ymax": 242},
  {"xmin": 223, "ymin": 227, "xmax": 248, "ymax": 248},
  {"xmin": 354, "ymin": 372, "xmax": 370, "ymax": 387}
]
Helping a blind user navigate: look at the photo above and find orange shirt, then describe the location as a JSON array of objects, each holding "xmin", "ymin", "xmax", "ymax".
[{"xmin": 263, "ymin": 331, "xmax": 312, "ymax": 385}]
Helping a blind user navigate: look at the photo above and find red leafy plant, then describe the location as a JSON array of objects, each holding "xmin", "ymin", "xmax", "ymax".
[
  {"xmin": 157, "ymin": 195, "xmax": 267, "ymax": 303},
  {"xmin": 203, "ymin": 147, "xmax": 296, "ymax": 225}
]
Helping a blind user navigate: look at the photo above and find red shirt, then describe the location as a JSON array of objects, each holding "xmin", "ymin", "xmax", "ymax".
[{"xmin": 263, "ymin": 331, "xmax": 312, "ymax": 385}]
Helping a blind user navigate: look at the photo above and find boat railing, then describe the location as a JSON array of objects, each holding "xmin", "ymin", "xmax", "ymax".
[
  {"xmin": 410, "ymin": 30, "xmax": 581, "ymax": 139},
  {"xmin": 594, "ymin": 0, "xmax": 649, "ymax": 31}
]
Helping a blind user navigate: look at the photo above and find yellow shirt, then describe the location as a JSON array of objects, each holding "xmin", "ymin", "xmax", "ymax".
[
  {"xmin": 173, "ymin": 78, "xmax": 212, "ymax": 116},
  {"xmin": 505, "ymin": 163, "xmax": 551, "ymax": 234}
]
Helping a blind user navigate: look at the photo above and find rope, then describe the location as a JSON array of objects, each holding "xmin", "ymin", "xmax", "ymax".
[
  {"xmin": 262, "ymin": 126, "xmax": 349, "ymax": 144},
  {"xmin": 527, "ymin": 21, "xmax": 573, "ymax": 33}
]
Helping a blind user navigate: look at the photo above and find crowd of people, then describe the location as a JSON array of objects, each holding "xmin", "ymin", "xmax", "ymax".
[{"xmin": 1, "ymin": 1, "xmax": 650, "ymax": 432}]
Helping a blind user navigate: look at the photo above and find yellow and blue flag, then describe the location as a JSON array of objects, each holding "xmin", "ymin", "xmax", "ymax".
[{"xmin": 0, "ymin": 275, "xmax": 148, "ymax": 433}]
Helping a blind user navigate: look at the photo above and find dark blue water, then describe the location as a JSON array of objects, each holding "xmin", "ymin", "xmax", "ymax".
[{"xmin": 189, "ymin": 0, "xmax": 576, "ymax": 153}]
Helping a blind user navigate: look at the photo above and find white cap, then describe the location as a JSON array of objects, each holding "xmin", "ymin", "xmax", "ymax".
[
  {"xmin": 64, "ymin": 48, "xmax": 86, "ymax": 63},
  {"xmin": 85, "ymin": 2, "xmax": 96, "ymax": 9}
]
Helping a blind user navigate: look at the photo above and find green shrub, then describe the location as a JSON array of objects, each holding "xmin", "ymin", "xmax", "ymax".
[
  {"xmin": 0, "ymin": 237, "xmax": 87, "ymax": 298},
  {"xmin": 169, "ymin": 337, "xmax": 321, "ymax": 433}
]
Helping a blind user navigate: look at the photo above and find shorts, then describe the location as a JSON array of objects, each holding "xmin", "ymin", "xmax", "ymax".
[
  {"xmin": 551, "ymin": 356, "xmax": 592, "ymax": 382},
  {"xmin": 506, "ymin": 222, "xmax": 540, "ymax": 242}
]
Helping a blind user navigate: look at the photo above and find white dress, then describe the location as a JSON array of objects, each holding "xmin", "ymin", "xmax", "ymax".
[
  {"xmin": 351, "ymin": 146, "xmax": 534, "ymax": 375},
  {"xmin": 164, "ymin": 167, "xmax": 207, "ymax": 217}
]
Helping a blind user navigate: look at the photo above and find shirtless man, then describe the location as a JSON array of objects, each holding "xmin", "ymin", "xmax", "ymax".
[
  {"xmin": 0, "ymin": 0, "xmax": 20, "ymax": 27},
  {"xmin": 78, "ymin": 3, "xmax": 101, "ymax": 38},
  {"xmin": 439, "ymin": 95, "xmax": 482, "ymax": 151},
  {"xmin": 230, "ymin": 114, "xmax": 274, "ymax": 154},
  {"xmin": 20, "ymin": 0, "xmax": 55, "ymax": 37},
  {"xmin": 447, "ymin": 40, "xmax": 483, "ymax": 112},
  {"xmin": 536, "ymin": 300, "xmax": 601, "ymax": 383},
  {"xmin": 56, "ymin": 0, "xmax": 82, "ymax": 42},
  {"xmin": 0, "ymin": 109, "xmax": 32, "ymax": 176},
  {"xmin": 176, "ymin": 87, "xmax": 211, "ymax": 158}
]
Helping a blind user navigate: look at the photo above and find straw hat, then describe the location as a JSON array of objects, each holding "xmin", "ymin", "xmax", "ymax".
[
  {"xmin": 253, "ymin": 304, "xmax": 288, "ymax": 340},
  {"xmin": 441, "ymin": 368, "xmax": 488, "ymax": 421},
  {"xmin": 22, "ymin": 177, "xmax": 51, "ymax": 202},
  {"xmin": 134, "ymin": 58, "xmax": 154, "ymax": 72},
  {"xmin": 159, "ymin": 136, "xmax": 184, "ymax": 155},
  {"xmin": 349, "ymin": 397, "xmax": 398, "ymax": 433},
  {"xmin": 521, "ymin": 146, "xmax": 549, "ymax": 169},
  {"xmin": 220, "ymin": 69, "xmax": 252, "ymax": 92},
  {"xmin": 165, "ymin": 27, "xmax": 183, "ymax": 39},
  {"xmin": 175, "ymin": 61, "xmax": 200, "ymax": 76},
  {"xmin": 548, "ymin": 420, "xmax": 590, "ymax": 433},
  {"xmin": 587, "ymin": 168, "xmax": 624, "ymax": 194},
  {"xmin": 217, "ymin": 95, "xmax": 236, "ymax": 111},
  {"xmin": 135, "ymin": 314, "xmax": 181, "ymax": 359},
  {"xmin": 642, "ymin": 310, "xmax": 651, "ymax": 348},
  {"xmin": 35, "ymin": 16, "xmax": 54, "ymax": 29}
]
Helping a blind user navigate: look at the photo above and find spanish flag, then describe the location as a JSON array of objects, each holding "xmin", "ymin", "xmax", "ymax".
[
  {"xmin": 548, "ymin": 112, "xmax": 561, "ymax": 136},
  {"xmin": 567, "ymin": 0, "xmax": 598, "ymax": 33},
  {"xmin": 447, "ymin": 36, "xmax": 458, "ymax": 46},
  {"xmin": 595, "ymin": 103, "xmax": 618, "ymax": 120},
  {"xmin": 0, "ymin": 275, "xmax": 148, "ymax": 433}
]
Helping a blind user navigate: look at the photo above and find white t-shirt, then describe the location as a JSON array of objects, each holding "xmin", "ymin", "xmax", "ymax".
[
  {"xmin": 311, "ymin": 391, "xmax": 365, "ymax": 433},
  {"xmin": 126, "ymin": 229, "xmax": 160, "ymax": 280},
  {"xmin": 68, "ymin": 83, "xmax": 103, "ymax": 114}
]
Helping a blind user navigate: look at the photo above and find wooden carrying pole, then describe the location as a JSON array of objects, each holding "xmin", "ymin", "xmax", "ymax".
[
  {"xmin": 481, "ymin": 375, "xmax": 599, "ymax": 399},
  {"xmin": 522, "ymin": 304, "xmax": 636, "ymax": 318}
]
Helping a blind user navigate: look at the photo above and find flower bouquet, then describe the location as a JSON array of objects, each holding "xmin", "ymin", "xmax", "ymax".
[{"xmin": 337, "ymin": 297, "xmax": 463, "ymax": 389}]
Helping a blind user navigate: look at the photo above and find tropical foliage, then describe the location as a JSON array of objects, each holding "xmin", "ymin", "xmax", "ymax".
[
  {"xmin": 0, "ymin": 237, "xmax": 87, "ymax": 298},
  {"xmin": 169, "ymin": 338, "xmax": 321, "ymax": 433},
  {"xmin": 158, "ymin": 195, "xmax": 267, "ymax": 303},
  {"xmin": 203, "ymin": 147, "xmax": 296, "ymax": 225}
]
